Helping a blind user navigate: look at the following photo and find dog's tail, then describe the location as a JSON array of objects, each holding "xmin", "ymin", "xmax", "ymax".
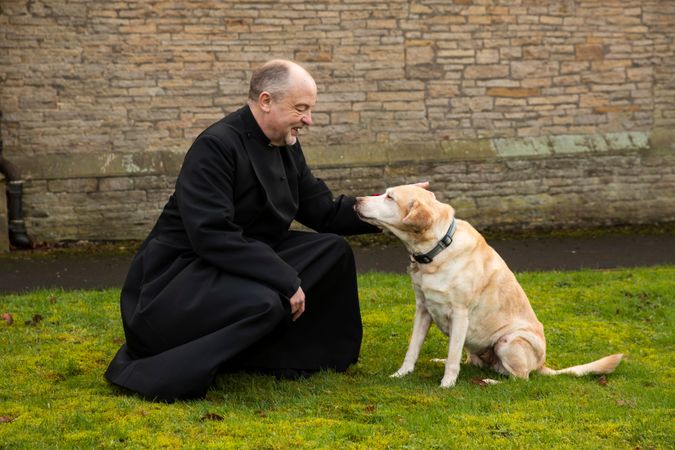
[{"xmin": 537, "ymin": 353, "xmax": 623, "ymax": 377}]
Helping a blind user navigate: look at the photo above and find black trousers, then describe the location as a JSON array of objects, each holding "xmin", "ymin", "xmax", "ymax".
[{"xmin": 105, "ymin": 231, "xmax": 362, "ymax": 401}]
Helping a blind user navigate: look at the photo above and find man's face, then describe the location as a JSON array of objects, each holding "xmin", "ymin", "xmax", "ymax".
[{"xmin": 266, "ymin": 75, "xmax": 316, "ymax": 146}]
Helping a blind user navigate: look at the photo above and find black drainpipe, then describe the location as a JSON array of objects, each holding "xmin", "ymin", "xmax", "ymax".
[{"xmin": 0, "ymin": 112, "xmax": 33, "ymax": 248}]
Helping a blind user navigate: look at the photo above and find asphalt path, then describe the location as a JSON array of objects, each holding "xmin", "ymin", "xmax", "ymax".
[{"xmin": 0, "ymin": 233, "xmax": 673, "ymax": 295}]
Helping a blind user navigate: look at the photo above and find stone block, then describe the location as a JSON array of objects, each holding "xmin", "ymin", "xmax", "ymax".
[
  {"xmin": 464, "ymin": 65, "xmax": 510, "ymax": 80},
  {"xmin": 605, "ymin": 131, "xmax": 649, "ymax": 151},
  {"xmin": 529, "ymin": 95, "xmax": 579, "ymax": 105},
  {"xmin": 487, "ymin": 87, "xmax": 540, "ymax": 98},
  {"xmin": 476, "ymin": 49, "xmax": 500, "ymax": 64},
  {"xmin": 550, "ymin": 135, "xmax": 592, "ymax": 154},
  {"xmin": 649, "ymin": 127, "xmax": 675, "ymax": 151},
  {"xmin": 48, "ymin": 178, "xmax": 99, "ymax": 193},
  {"xmin": 331, "ymin": 111, "xmax": 360, "ymax": 124},
  {"xmin": 405, "ymin": 45, "xmax": 435, "ymax": 65},
  {"xmin": 450, "ymin": 96, "xmax": 494, "ymax": 113},
  {"xmin": 440, "ymin": 139, "xmax": 496, "ymax": 160},
  {"xmin": 410, "ymin": 3, "xmax": 433, "ymax": 14},
  {"xmin": 511, "ymin": 61, "xmax": 560, "ymax": 79},
  {"xmin": 593, "ymin": 105, "xmax": 641, "ymax": 114},
  {"xmin": 493, "ymin": 137, "xmax": 553, "ymax": 158},
  {"xmin": 575, "ymin": 44, "xmax": 605, "ymax": 61},
  {"xmin": 405, "ymin": 64, "xmax": 445, "ymax": 80},
  {"xmin": 99, "ymin": 177, "xmax": 134, "ymax": 192}
]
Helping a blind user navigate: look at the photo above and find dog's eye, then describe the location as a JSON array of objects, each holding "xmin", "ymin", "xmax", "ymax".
[{"xmin": 385, "ymin": 193, "xmax": 393, "ymax": 200}]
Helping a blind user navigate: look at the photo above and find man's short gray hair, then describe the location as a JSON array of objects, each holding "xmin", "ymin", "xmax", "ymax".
[{"xmin": 248, "ymin": 61, "xmax": 291, "ymax": 101}]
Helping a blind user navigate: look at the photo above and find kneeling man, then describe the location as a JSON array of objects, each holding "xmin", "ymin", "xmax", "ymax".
[{"xmin": 105, "ymin": 59, "xmax": 378, "ymax": 401}]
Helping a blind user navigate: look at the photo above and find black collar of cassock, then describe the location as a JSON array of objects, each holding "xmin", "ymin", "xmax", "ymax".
[{"xmin": 239, "ymin": 104, "xmax": 290, "ymax": 151}]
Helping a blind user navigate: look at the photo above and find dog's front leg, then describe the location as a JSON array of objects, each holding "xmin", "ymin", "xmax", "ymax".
[
  {"xmin": 440, "ymin": 307, "xmax": 469, "ymax": 388},
  {"xmin": 391, "ymin": 299, "xmax": 432, "ymax": 379}
]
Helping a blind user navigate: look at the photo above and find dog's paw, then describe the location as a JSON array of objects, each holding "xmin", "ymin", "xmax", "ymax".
[
  {"xmin": 390, "ymin": 367, "xmax": 413, "ymax": 378},
  {"xmin": 440, "ymin": 375, "xmax": 457, "ymax": 388}
]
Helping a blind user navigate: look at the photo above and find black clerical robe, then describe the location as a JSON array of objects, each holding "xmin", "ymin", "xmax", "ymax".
[{"xmin": 105, "ymin": 105, "xmax": 377, "ymax": 401}]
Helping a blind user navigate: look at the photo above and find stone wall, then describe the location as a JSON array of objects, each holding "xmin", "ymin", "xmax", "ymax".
[
  {"xmin": 0, "ymin": 0, "xmax": 674, "ymax": 242},
  {"xmin": 0, "ymin": 177, "xmax": 9, "ymax": 251}
]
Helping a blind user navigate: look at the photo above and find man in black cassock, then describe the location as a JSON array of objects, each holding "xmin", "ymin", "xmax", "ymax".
[{"xmin": 105, "ymin": 59, "xmax": 379, "ymax": 401}]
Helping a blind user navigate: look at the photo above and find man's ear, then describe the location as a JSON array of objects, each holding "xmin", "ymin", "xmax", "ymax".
[
  {"xmin": 402, "ymin": 200, "xmax": 432, "ymax": 231},
  {"xmin": 258, "ymin": 91, "xmax": 272, "ymax": 112}
]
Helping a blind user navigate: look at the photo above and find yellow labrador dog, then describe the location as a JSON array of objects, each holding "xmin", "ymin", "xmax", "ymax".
[{"xmin": 355, "ymin": 184, "xmax": 622, "ymax": 387}]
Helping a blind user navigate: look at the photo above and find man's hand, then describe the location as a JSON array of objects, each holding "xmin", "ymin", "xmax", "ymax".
[{"xmin": 289, "ymin": 286, "xmax": 305, "ymax": 321}]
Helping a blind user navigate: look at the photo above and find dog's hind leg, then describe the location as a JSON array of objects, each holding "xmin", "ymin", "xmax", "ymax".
[
  {"xmin": 467, "ymin": 353, "xmax": 485, "ymax": 367},
  {"xmin": 467, "ymin": 347, "xmax": 500, "ymax": 369},
  {"xmin": 493, "ymin": 333, "xmax": 545, "ymax": 379}
]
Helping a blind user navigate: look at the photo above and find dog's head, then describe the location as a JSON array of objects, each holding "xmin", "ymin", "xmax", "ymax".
[{"xmin": 355, "ymin": 184, "xmax": 454, "ymax": 250}]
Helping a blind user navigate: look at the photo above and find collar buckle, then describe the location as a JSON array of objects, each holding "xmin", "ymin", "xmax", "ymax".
[
  {"xmin": 440, "ymin": 234, "xmax": 453, "ymax": 247},
  {"xmin": 410, "ymin": 217, "xmax": 457, "ymax": 265},
  {"xmin": 413, "ymin": 254, "xmax": 433, "ymax": 264}
]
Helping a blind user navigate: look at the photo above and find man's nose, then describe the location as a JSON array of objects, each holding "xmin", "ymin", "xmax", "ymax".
[{"xmin": 301, "ymin": 112, "xmax": 312, "ymax": 126}]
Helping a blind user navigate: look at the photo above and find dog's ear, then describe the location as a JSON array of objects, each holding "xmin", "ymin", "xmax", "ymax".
[{"xmin": 402, "ymin": 200, "xmax": 432, "ymax": 231}]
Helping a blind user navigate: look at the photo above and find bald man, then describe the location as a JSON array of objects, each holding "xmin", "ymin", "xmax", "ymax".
[{"xmin": 105, "ymin": 60, "xmax": 378, "ymax": 401}]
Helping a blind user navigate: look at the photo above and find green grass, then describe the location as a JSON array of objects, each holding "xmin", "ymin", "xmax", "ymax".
[{"xmin": 1, "ymin": 267, "xmax": 673, "ymax": 448}]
